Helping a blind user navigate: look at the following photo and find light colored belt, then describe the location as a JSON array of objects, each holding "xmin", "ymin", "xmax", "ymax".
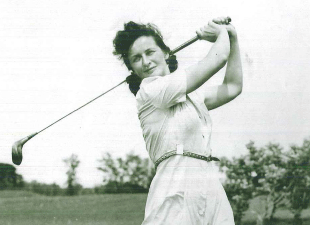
[{"xmin": 154, "ymin": 150, "xmax": 220, "ymax": 170}]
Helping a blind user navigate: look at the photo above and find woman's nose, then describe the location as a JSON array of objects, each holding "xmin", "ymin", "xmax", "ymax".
[{"xmin": 142, "ymin": 55, "xmax": 151, "ymax": 67}]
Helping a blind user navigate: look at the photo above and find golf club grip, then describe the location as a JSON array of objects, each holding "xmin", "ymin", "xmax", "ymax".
[{"xmin": 170, "ymin": 16, "xmax": 231, "ymax": 55}]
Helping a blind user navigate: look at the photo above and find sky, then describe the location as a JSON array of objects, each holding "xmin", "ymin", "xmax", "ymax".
[{"xmin": 1, "ymin": 0, "xmax": 310, "ymax": 188}]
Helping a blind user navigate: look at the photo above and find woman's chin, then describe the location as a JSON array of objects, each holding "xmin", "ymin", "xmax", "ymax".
[{"xmin": 142, "ymin": 68, "xmax": 169, "ymax": 78}]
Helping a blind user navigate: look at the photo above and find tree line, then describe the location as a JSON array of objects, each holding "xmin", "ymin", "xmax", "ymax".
[
  {"xmin": 0, "ymin": 152, "xmax": 155, "ymax": 195},
  {"xmin": 1, "ymin": 137, "xmax": 310, "ymax": 224},
  {"xmin": 219, "ymin": 138, "xmax": 310, "ymax": 225}
]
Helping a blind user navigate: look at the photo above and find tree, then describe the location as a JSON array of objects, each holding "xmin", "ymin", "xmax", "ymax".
[
  {"xmin": 98, "ymin": 152, "xmax": 122, "ymax": 185},
  {"xmin": 25, "ymin": 181, "xmax": 64, "ymax": 196},
  {"xmin": 97, "ymin": 152, "xmax": 155, "ymax": 193},
  {"xmin": 219, "ymin": 141, "xmax": 289, "ymax": 224},
  {"xmin": 0, "ymin": 163, "xmax": 24, "ymax": 190},
  {"xmin": 63, "ymin": 154, "xmax": 81, "ymax": 196},
  {"xmin": 218, "ymin": 156, "xmax": 254, "ymax": 224},
  {"xmin": 219, "ymin": 139, "xmax": 310, "ymax": 224},
  {"xmin": 124, "ymin": 154, "xmax": 154, "ymax": 189},
  {"xmin": 246, "ymin": 141, "xmax": 288, "ymax": 224},
  {"xmin": 284, "ymin": 137, "xmax": 310, "ymax": 225}
]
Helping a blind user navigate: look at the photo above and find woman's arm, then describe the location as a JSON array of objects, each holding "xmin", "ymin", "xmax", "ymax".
[
  {"xmin": 199, "ymin": 19, "xmax": 243, "ymax": 110},
  {"xmin": 185, "ymin": 21, "xmax": 230, "ymax": 94}
]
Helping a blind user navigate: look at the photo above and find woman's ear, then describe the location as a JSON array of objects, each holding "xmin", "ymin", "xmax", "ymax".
[
  {"xmin": 165, "ymin": 53, "xmax": 170, "ymax": 65},
  {"xmin": 165, "ymin": 52, "xmax": 169, "ymax": 60}
]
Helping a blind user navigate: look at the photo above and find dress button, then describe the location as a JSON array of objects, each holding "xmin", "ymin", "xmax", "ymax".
[
  {"xmin": 202, "ymin": 135, "xmax": 205, "ymax": 138},
  {"xmin": 199, "ymin": 209, "xmax": 204, "ymax": 216}
]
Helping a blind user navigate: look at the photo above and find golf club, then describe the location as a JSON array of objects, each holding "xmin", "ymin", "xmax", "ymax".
[{"xmin": 12, "ymin": 17, "xmax": 231, "ymax": 165}]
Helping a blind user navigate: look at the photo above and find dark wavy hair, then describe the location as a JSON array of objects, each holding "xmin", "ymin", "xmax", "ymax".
[{"xmin": 113, "ymin": 21, "xmax": 178, "ymax": 96}]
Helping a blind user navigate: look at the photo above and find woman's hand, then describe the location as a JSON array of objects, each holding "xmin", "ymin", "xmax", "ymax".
[
  {"xmin": 196, "ymin": 21, "xmax": 227, "ymax": 43},
  {"xmin": 212, "ymin": 17, "xmax": 231, "ymax": 25},
  {"xmin": 212, "ymin": 17, "xmax": 237, "ymax": 38}
]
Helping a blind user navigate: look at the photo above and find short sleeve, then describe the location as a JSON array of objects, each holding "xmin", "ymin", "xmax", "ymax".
[
  {"xmin": 138, "ymin": 69, "xmax": 187, "ymax": 109},
  {"xmin": 188, "ymin": 87, "xmax": 205, "ymax": 105}
]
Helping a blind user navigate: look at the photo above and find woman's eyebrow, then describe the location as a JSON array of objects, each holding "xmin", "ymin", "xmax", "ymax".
[
  {"xmin": 129, "ymin": 53, "xmax": 140, "ymax": 60},
  {"xmin": 129, "ymin": 48, "xmax": 155, "ymax": 58},
  {"xmin": 146, "ymin": 47, "xmax": 156, "ymax": 51}
]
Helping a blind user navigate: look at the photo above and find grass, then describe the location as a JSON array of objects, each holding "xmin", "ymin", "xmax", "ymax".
[
  {"xmin": 0, "ymin": 190, "xmax": 146, "ymax": 225},
  {"xmin": 1, "ymin": 190, "xmax": 310, "ymax": 225},
  {"xmin": 241, "ymin": 197, "xmax": 310, "ymax": 225}
]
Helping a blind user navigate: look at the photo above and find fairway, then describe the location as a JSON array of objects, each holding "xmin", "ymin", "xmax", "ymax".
[
  {"xmin": 0, "ymin": 191, "xmax": 147, "ymax": 225},
  {"xmin": 1, "ymin": 190, "xmax": 310, "ymax": 225}
]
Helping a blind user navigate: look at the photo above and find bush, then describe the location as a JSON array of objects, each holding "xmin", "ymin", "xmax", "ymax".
[
  {"xmin": 24, "ymin": 181, "xmax": 65, "ymax": 196},
  {"xmin": 0, "ymin": 163, "xmax": 24, "ymax": 190},
  {"xmin": 97, "ymin": 152, "xmax": 155, "ymax": 194}
]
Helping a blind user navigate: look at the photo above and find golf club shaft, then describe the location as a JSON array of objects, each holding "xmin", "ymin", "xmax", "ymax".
[
  {"xmin": 170, "ymin": 36, "xmax": 199, "ymax": 55},
  {"xmin": 13, "ymin": 18, "xmax": 233, "ymax": 166},
  {"xmin": 34, "ymin": 35, "xmax": 202, "ymax": 135},
  {"xmin": 36, "ymin": 80, "xmax": 126, "ymax": 135}
]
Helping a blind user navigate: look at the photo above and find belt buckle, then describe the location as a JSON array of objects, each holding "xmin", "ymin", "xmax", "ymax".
[{"xmin": 176, "ymin": 144, "xmax": 184, "ymax": 155}]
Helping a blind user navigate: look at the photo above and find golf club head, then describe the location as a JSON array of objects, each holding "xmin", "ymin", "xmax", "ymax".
[{"xmin": 12, "ymin": 132, "xmax": 37, "ymax": 165}]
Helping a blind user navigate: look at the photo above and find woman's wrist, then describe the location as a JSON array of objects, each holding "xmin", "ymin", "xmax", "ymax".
[
  {"xmin": 216, "ymin": 27, "xmax": 229, "ymax": 41},
  {"xmin": 226, "ymin": 27, "xmax": 237, "ymax": 39},
  {"xmin": 219, "ymin": 27, "xmax": 228, "ymax": 35},
  {"xmin": 229, "ymin": 33, "xmax": 238, "ymax": 42}
]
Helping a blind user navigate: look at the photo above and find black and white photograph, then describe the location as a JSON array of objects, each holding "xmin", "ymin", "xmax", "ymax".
[{"xmin": 1, "ymin": 0, "xmax": 310, "ymax": 224}]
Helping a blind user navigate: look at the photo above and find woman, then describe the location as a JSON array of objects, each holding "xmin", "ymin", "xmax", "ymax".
[{"xmin": 113, "ymin": 17, "xmax": 242, "ymax": 225}]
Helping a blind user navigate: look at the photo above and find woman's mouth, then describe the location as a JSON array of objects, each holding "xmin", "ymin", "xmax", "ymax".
[{"xmin": 144, "ymin": 67, "xmax": 156, "ymax": 74}]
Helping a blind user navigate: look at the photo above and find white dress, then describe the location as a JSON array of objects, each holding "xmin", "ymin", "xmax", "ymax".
[
  {"xmin": 136, "ymin": 69, "xmax": 235, "ymax": 225},
  {"xmin": 142, "ymin": 156, "xmax": 234, "ymax": 224}
]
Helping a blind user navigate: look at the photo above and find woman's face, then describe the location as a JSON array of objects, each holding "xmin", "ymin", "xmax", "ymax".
[{"xmin": 128, "ymin": 36, "xmax": 170, "ymax": 79}]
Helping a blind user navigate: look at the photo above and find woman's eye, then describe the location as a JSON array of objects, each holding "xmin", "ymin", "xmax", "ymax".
[
  {"xmin": 146, "ymin": 51, "xmax": 155, "ymax": 55},
  {"xmin": 132, "ymin": 57, "xmax": 140, "ymax": 63}
]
